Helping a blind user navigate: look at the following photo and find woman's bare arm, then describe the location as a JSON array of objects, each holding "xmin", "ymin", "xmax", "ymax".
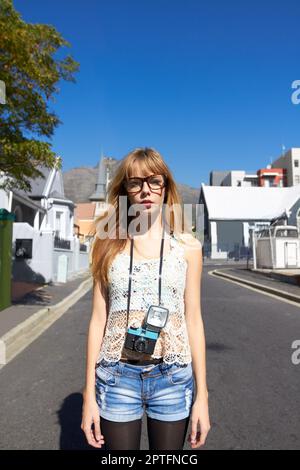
[
  {"xmin": 83, "ymin": 279, "xmax": 108, "ymax": 400},
  {"xmin": 81, "ymin": 279, "xmax": 108, "ymax": 448},
  {"xmin": 183, "ymin": 234, "xmax": 207, "ymax": 398},
  {"xmin": 183, "ymin": 234, "xmax": 210, "ymax": 448}
]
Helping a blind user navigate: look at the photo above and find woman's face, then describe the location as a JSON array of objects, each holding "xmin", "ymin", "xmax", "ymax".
[{"xmin": 124, "ymin": 168, "xmax": 167, "ymax": 213}]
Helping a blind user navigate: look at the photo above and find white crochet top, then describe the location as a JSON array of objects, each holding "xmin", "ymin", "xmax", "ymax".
[{"xmin": 96, "ymin": 232, "xmax": 193, "ymax": 365}]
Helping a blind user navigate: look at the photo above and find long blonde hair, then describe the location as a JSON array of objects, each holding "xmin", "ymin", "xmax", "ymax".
[{"xmin": 89, "ymin": 147, "xmax": 193, "ymax": 290}]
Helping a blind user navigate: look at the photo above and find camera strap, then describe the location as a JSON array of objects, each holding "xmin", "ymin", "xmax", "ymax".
[{"xmin": 126, "ymin": 219, "xmax": 166, "ymax": 324}]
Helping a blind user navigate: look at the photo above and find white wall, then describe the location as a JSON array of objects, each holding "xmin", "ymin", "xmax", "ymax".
[
  {"xmin": 12, "ymin": 222, "xmax": 89, "ymax": 283},
  {"xmin": 12, "ymin": 223, "xmax": 54, "ymax": 282}
]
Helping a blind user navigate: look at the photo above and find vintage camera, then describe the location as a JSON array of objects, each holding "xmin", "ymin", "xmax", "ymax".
[{"xmin": 124, "ymin": 305, "xmax": 169, "ymax": 355}]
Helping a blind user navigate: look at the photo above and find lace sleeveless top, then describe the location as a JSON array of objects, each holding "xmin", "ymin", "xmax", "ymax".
[{"xmin": 96, "ymin": 232, "xmax": 193, "ymax": 365}]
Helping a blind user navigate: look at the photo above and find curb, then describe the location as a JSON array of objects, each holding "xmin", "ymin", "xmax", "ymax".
[
  {"xmin": 249, "ymin": 268, "xmax": 300, "ymax": 287},
  {"xmin": 0, "ymin": 276, "xmax": 93, "ymax": 368},
  {"xmin": 211, "ymin": 268, "xmax": 300, "ymax": 304}
]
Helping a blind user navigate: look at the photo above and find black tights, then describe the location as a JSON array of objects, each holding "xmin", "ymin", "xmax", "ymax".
[{"xmin": 100, "ymin": 415, "xmax": 190, "ymax": 450}]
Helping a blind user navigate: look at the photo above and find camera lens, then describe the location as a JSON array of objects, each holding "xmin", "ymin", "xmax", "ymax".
[{"xmin": 134, "ymin": 338, "xmax": 147, "ymax": 353}]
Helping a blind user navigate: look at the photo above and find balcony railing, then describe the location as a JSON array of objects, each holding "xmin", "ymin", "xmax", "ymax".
[{"xmin": 54, "ymin": 235, "xmax": 71, "ymax": 250}]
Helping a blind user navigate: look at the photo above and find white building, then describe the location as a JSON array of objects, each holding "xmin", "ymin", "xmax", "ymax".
[
  {"xmin": 198, "ymin": 184, "xmax": 300, "ymax": 259},
  {"xmin": 0, "ymin": 157, "xmax": 90, "ymax": 283},
  {"xmin": 210, "ymin": 170, "xmax": 259, "ymax": 187}
]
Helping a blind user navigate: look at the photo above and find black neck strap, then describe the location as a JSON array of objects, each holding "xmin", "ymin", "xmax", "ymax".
[{"xmin": 126, "ymin": 221, "xmax": 166, "ymax": 324}]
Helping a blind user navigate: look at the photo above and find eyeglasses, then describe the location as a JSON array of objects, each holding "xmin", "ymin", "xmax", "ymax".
[{"xmin": 123, "ymin": 174, "xmax": 167, "ymax": 194}]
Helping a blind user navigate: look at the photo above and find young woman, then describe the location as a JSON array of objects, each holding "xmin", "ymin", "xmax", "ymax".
[{"xmin": 81, "ymin": 147, "xmax": 210, "ymax": 450}]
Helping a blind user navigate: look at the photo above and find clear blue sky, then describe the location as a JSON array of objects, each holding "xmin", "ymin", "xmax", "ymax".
[{"xmin": 14, "ymin": 0, "xmax": 300, "ymax": 188}]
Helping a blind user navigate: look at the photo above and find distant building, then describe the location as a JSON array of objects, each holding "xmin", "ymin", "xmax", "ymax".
[
  {"xmin": 210, "ymin": 168, "xmax": 285, "ymax": 187},
  {"xmin": 74, "ymin": 202, "xmax": 96, "ymax": 242},
  {"xmin": 89, "ymin": 155, "xmax": 117, "ymax": 217},
  {"xmin": 257, "ymin": 165, "xmax": 285, "ymax": 187},
  {"xmin": 198, "ymin": 184, "xmax": 300, "ymax": 259},
  {"xmin": 271, "ymin": 147, "xmax": 300, "ymax": 186},
  {"xmin": 74, "ymin": 154, "xmax": 118, "ymax": 241},
  {"xmin": 210, "ymin": 170, "xmax": 258, "ymax": 187}
]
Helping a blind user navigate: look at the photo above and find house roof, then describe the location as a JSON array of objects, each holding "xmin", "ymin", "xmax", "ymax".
[
  {"xmin": 200, "ymin": 184, "xmax": 300, "ymax": 220},
  {"xmin": 13, "ymin": 189, "xmax": 46, "ymax": 212},
  {"xmin": 16, "ymin": 165, "xmax": 52, "ymax": 198},
  {"xmin": 12, "ymin": 160, "xmax": 74, "ymax": 205},
  {"xmin": 48, "ymin": 189, "xmax": 72, "ymax": 202}
]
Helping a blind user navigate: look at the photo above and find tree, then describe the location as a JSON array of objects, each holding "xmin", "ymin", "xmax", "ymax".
[{"xmin": 0, "ymin": 0, "xmax": 79, "ymax": 192}]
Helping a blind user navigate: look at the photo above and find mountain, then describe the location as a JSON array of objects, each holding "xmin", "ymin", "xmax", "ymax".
[
  {"xmin": 63, "ymin": 165, "xmax": 99, "ymax": 204},
  {"xmin": 63, "ymin": 165, "xmax": 200, "ymax": 206}
]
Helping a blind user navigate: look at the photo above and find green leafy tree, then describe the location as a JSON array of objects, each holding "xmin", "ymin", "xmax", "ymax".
[{"xmin": 0, "ymin": 0, "xmax": 79, "ymax": 192}]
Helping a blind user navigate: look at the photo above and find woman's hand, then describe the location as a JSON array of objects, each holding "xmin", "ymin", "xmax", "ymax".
[
  {"xmin": 187, "ymin": 395, "xmax": 211, "ymax": 448},
  {"xmin": 81, "ymin": 394, "xmax": 105, "ymax": 448}
]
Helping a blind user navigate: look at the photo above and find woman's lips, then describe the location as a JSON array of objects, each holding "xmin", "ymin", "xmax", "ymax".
[{"xmin": 141, "ymin": 201, "xmax": 153, "ymax": 208}]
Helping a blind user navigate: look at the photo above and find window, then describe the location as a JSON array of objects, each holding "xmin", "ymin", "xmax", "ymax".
[
  {"xmin": 55, "ymin": 211, "xmax": 63, "ymax": 238},
  {"xmin": 275, "ymin": 229, "xmax": 298, "ymax": 238}
]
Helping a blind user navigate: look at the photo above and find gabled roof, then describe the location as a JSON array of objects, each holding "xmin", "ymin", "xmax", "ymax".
[
  {"xmin": 12, "ymin": 159, "xmax": 72, "ymax": 204},
  {"xmin": 16, "ymin": 165, "xmax": 52, "ymax": 198},
  {"xmin": 49, "ymin": 189, "xmax": 69, "ymax": 201},
  {"xmin": 13, "ymin": 189, "xmax": 46, "ymax": 212},
  {"xmin": 200, "ymin": 184, "xmax": 300, "ymax": 220}
]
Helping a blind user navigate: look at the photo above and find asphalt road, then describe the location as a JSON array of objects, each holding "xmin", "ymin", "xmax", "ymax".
[{"xmin": 0, "ymin": 264, "xmax": 299, "ymax": 450}]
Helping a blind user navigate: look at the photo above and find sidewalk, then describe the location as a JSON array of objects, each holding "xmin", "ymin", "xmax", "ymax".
[
  {"xmin": 0, "ymin": 270, "xmax": 93, "ymax": 367},
  {"xmin": 211, "ymin": 265, "xmax": 300, "ymax": 304}
]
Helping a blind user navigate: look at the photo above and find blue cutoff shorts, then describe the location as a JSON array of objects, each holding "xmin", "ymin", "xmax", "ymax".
[{"xmin": 95, "ymin": 358, "xmax": 196, "ymax": 422}]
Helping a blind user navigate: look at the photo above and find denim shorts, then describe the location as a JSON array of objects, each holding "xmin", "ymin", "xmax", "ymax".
[{"xmin": 95, "ymin": 359, "xmax": 196, "ymax": 422}]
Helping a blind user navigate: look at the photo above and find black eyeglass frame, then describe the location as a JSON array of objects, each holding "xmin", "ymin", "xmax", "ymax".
[{"xmin": 123, "ymin": 174, "xmax": 168, "ymax": 194}]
